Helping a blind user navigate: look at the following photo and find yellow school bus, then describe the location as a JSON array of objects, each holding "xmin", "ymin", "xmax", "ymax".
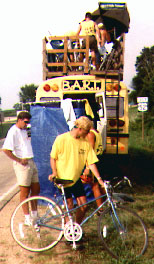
[{"xmin": 36, "ymin": 74, "xmax": 129, "ymax": 154}]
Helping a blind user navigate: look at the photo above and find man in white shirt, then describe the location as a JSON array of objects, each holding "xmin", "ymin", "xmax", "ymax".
[{"xmin": 2, "ymin": 111, "xmax": 40, "ymax": 225}]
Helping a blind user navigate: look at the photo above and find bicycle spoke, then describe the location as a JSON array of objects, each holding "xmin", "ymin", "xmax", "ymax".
[
  {"xmin": 98, "ymin": 205, "xmax": 148, "ymax": 260},
  {"xmin": 11, "ymin": 196, "xmax": 64, "ymax": 252}
]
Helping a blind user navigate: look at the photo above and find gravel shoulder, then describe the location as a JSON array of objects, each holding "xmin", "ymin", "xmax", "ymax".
[
  {"xmin": 0, "ymin": 193, "xmax": 36, "ymax": 264},
  {"xmin": 0, "ymin": 193, "xmax": 74, "ymax": 264}
]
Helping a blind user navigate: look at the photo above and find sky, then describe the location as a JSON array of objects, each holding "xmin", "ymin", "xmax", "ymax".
[{"xmin": 0, "ymin": 0, "xmax": 154, "ymax": 110}]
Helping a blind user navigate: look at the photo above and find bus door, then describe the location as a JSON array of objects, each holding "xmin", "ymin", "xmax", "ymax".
[{"xmin": 95, "ymin": 92, "xmax": 107, "ymax": 151}]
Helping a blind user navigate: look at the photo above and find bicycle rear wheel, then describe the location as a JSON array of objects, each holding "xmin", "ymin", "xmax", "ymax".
[
  {"xmin": 97, "ymin": 205, "xmax": 148, "ymax": 260},
  {"xmin": 11, "ymin": 196, "xmax": 64, "ymax": 252}
]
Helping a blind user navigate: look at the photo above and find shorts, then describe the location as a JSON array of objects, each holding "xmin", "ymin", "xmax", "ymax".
[
  {"xmin": 64, "ymin": 178, "xmax": 86, "ymax": 199},
  {"xmin": 13, "ymin": 159, "xmax": 39, "ymax": 187},
  {"xmin": 81, "ymin": 35, "xmax": 98, "ymax": 52}
]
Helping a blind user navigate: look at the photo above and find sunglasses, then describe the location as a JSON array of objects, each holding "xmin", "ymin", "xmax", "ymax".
[{"xmin": 23, "ymin": 120, "xmax": 30, "ymax": 124}]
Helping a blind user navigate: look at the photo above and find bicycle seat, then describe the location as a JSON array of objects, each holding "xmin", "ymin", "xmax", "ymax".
[{"xmin": 53, "ymin": 178, "xmax": 74, "ymax": 185}]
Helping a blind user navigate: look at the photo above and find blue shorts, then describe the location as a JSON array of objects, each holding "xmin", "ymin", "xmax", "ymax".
[{"xmin": 64, "ymin": 178, "xmax": 86, "ymax": 199}]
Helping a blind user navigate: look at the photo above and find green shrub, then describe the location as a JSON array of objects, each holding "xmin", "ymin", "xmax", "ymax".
[
  {"xmin": 3, "ymin": 109, "xmax": 16, "ymax": 117},
  {"xmin": 0, "ymin": 122, "xmax": 15, "ymax": 139}
]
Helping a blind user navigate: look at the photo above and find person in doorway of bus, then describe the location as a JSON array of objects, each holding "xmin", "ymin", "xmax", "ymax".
[
  {"xmin": 2, "ymin": 111, "xmax": 40, "ymax": 226},
  {"xmin": 80, "ymin": 115, "xmax": 105, "ymax": 213},
  {"xmin": 48, "ymin": 116, "xmax": 104, "ymax": 225},
  {"xmin": 76, "ymin": 12, "xmax": 101, "ymax": 70}
]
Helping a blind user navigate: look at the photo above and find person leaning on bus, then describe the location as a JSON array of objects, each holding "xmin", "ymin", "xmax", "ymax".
[
  {"xmin": 81, "ymin": 115, "xmax": 106, "ymax": 211},
  {"xmin": 49, "ymin": 116, "xmax": 104, "ymax": 225}
]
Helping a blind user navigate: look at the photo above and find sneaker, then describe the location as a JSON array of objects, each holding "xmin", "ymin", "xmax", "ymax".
[
  {"xmin": 65, "ymin": 240, "xmax": 85, "ymax": 251},
  {"xmin": 76, "ymin": 239, "xmax": 85, "ymax": 251},
  {"xmin": 24, "ymin": 218, "xmax": 32, "ymax": 226}
]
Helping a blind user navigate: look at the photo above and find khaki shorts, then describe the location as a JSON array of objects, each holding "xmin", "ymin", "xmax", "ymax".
[
  {"xmin": 13, "ymin": 159, "xmax": 39, "ymax": 187},
  {"xmin": 81, "ymin": 35, "xmax": 98, "ymax": 51}
]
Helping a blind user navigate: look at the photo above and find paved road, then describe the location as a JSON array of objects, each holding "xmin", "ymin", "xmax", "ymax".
[{"xmin": 0, "ymin": 139, "xmax": 19, "ymax": 210}]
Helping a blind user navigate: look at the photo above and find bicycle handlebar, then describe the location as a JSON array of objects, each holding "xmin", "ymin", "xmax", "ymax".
[
  {"xmin": 107, "ymin": 176, "xmax": 132, "ymax": 189},
  {"xmin": 123, "ymin": 176, "xmax": 132, "ymax": 187}
]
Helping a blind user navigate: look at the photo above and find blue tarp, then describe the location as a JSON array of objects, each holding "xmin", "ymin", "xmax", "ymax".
[
  {"xmin": 30, "ymin": 105, "xmax": 69, "ymax": 199},
  {"xmin": 30, "ymin": 104, "xmax": 93, "ymax": 202}
]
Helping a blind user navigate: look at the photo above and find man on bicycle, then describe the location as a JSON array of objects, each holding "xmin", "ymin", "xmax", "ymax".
[{"xmin": 49, "ymin": 116, "xmax": 104, "ymax": 224}]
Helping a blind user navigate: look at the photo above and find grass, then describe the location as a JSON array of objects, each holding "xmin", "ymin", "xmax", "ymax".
[
  {"xmin": 0, "ymin": 121, "xmax": 15, "ymax": 139},
  {"xmin": 29, "ymin": 189, "xmax": 154, "ymax": 264},
  {"xmin": 129, "ymin": 106, "xmax": 154, "ymax": 151},
  {"xmin": 2, "ymin": 109, "xmax": 16, "ymax": 117}
]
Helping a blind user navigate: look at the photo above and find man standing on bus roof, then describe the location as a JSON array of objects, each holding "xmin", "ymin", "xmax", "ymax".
[
  {"xmin": 2, "ymin": 111, "xmax": 40, "ymax": 225},
  {"xmin": 49, "ymin": 116, "xmax": 104, "ymax": 224},
  {"xmin": 76, "ymin": 12, "xmax": 101, "ymax": 69}
]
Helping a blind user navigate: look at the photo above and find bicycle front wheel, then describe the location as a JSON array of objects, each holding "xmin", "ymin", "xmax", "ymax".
[
  {"xmin": 11, "ymin": 196, "xmax": 64, "ymax": 252},
  {"xmin": 98, "ymin": 205, "xmax": 148, "ymax": 260}
]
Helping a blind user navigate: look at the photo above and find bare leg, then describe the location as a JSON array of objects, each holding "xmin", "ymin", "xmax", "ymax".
[
  {"xmin": 30, "ymin": 182, "xmax": 40, "ymax": 211},
  {"xmin": 19, "ymin": 183, "xmax": 40, "ymax": 215},
  {"xmin": 65, "ymin": 197, "xmax": 74, "ymax": 223},
  {"xmin": 91, "ymin": 50, "xmax": 96, "ymax": 66},
  {"xmin": 91, "ymin": 182, "xmax": 103, "ymax": 208},
  {"xmin": 76, "ymin": 196, "xmax": 87, "ymax": 224},
  {"xmin": 30, "ymin": 182, "xmax": 40, "ymax": 196},
  {"xmin": 79, "ymin": 53, "xmax": 84, "ymax": 62},
  {"xmin": 70, "ymin": 53, "xmax": 74, "ymax": 62},
  {"xmin": 19, "ymin": 186, "xmax": 30, "ymax": 215}
]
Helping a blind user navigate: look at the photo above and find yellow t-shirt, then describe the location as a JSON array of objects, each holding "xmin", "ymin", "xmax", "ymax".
[
  {"xmin": 90, "ymin": 129, "xmax": 103, "ymax": 156},
  {"xmin": 50, "ymin": 132, "xmax": 98, "ymax": 185},
  {"xmin": 81, "ymin": 20, "xmax": 96, "ymax": 36}
]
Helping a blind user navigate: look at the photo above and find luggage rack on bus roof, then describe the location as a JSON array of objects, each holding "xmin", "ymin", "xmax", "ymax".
[{"xmin": 42, "ymin": 35, "xmax": 125, "ymax": 81}]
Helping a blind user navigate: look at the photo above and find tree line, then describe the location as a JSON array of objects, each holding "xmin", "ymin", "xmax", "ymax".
[
  {"xmin": 13, "ymin": 84, "xmax": 38, "ymax": 111},
  {"xmin": 129, "ymin": 45, "xmax": 154, "ymax": 114}
]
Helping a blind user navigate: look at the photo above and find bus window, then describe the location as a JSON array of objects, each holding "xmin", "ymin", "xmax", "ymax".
[{"xmin": 106, "ymin": 97, "xmax": 124, "ymax": 118}]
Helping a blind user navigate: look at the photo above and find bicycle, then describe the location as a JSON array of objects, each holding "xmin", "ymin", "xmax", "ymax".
[{"xmin": 10, "ymin": 176, "xmax": 148, "ymax": 260}]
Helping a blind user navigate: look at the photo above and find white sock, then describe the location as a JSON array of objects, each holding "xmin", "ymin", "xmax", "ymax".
[
  {"xmin": 31, "ymin": 211, "xmax": 38, "ymax": 217},
  {"xmin": 25, "ymin": 214, "xmax": 31, "ymax": 221}
]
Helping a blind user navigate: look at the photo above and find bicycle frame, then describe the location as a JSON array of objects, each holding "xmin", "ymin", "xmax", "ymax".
[
  {"xmin": 38, "ymin": 190, "xmax": 106, "ymax": 229},
  {"xmin": 38, "ymin": 181, "xmax": 125, "ymax": 232}
]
